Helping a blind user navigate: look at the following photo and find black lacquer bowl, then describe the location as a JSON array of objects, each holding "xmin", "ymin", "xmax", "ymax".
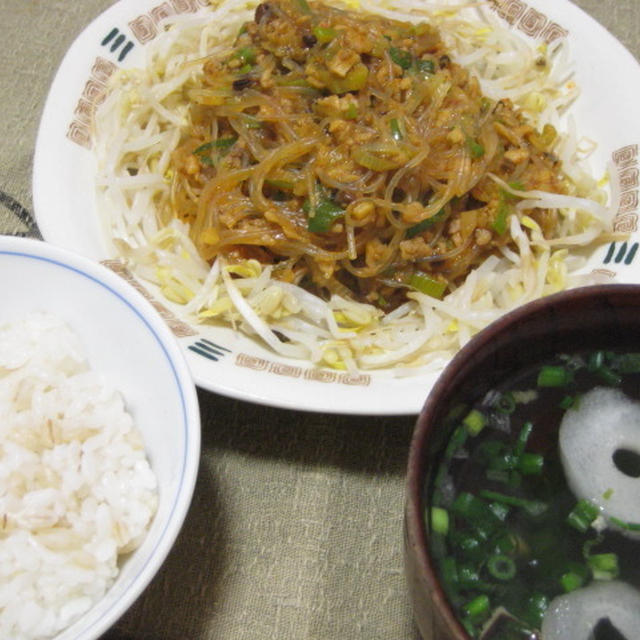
[{"xmin": 404, "ymin": 284, "xmax": 640, "ymax": 639}]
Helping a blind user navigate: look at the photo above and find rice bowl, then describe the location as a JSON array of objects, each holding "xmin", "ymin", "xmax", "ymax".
[
  {"xmin": 0, "ymin": 236, "xmax": 200, "ymax": 639},
  {"xmin": 0, "ymin": 312, "xmax": 159, "ymax": 639}
]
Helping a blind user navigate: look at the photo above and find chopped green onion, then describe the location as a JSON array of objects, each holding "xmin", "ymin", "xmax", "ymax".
[
  {"xmin": 193, "ymin": 137, "xmax": 238, "ymax": 165},
  {"xmin": 487, "ymin": 554, "xmax": 516, "ymax": 581},
  {"xmin": 390, "ymin": 117, "xmax": 403, "ymax": 141},
  {"xmin": 561, "ymin": 572, "xmax": 584, "ymax": 593},
  {"xmin": 329, "ymin": 63, "xmax": 369, "ymax": 93},
  {"xmin": 466, "ymin": 136, "xmax": 485, "ymax": 158},
  {"xmin": 494, "ymin": 532, "xmax": 517, "ymax": 555},
  {"xmin": 409, "ymin": 273, "xmax": 447, "ymax": 299},
  {"xmin": 389, "ymin": 47, "xmax": 413, "ymax": 70},
  {"xmin": 523, "ymin": 593, "xmax": 549, "ymax": 628},
  {"xmin": 444, "ymin": 425, "xmax": 468, "ymax": 459},
  {"xmin": 587, "ymin": 351, "xmax": 623, "ymax": 384},
  {"xmin": 264, "ymin": 179, "xmax": 294, "ymax": 191},
  {"xmin": 491, "ymin": 201, "xmax": 510, "ymax": 235},
  {"xmin": 560, "ymin": 570, "xmax": 586, "ymax": 592},
  {"xmin": 537, "ymin": 365, "xmax": 573, "ymax": 387},
  {"xmin": 491, "ymin": 185, "xmax": 523, "ymax": 235},
  {"xmin": 296, "ymin": 0, "xmax": 312, "ymax": 14},
  {"xmin": 458, "ymin": 564, "xmax": 495, "ymax": 592},
  {"xmin": 276, "ymin": 75, "xmax": 312, "ymax": 88},
  {"xmin": 487, "ymin": 463, "xmax": 518, "ymax": 484},
  {"xmin": 452, "ymin": 492, "xmax": 500, "ymax": 531},
  {"xmin": 597, "ymin": 366, "xmax": 623, "ymax": 386},
  {"xmin": 194, "ymin": 137, "xmax": 238, "ymax": 155},
  {"xmin": 303, "ymin": 196, "xmax": 345, "ymax": 233},
  {"xmin": 312, "ymin": 25, "xmax": 338, "ymax": 43},
  {"xmin": 199, "ymin": 156, "xmax": 214, "ymax": 167},
  {"xmin": 567, "ymin": 499, "xmax": 600, "ymax": 533},
  {"xmin": 587, "ymin": 350, "xmax": 605, "ymax": 371},
  {"xmin": 235, "ymin": 46, "xmax": 256, "ymax": 65},
  {"xmin": 517, "ymin": 452, "xmax": 544, "ymax": 476},
  {"xmin": 352, "ymin": 148, "xmax": 400, "ymax": 171},
  {"xmin": 514, "ymin": 421, "xmax": 533, "ymax": 458},
  {"xmin": 415, "ymin": 58, "xmax": 435, "ymax": 75},
  {"xmin": 216, "ymin": 137, "xmax": 237, "ymax": 150},
  {"xmin": 458, "ymin": 564, "xmax": 481, "ymax": 587},
  {"xmin": 478, "ymin": 489, "xmax": 547, "ymax": 517},
  {"xmin": 487, "ymin": 452, "xmax": 518, "ymax": 472},
  {"xmin": 588, "ymin": 553, "xmax": 619, "ymax": 580},
  {"xmin": 431, "ymin": 507, "xmax": 449, "ymax": 535},
  {"xmin": 457, "ymin": 565, "xmax": 496, "ymax": 592},
  {"xmin": 406, "ymin": 208, "xmax": 446, "ymax": 238},
  {"xmin": 464, "ymin": 594, "xmax": 490, "ymax": 620},
  {"xmin": 460, "ymin": 617, "xmax": 477, "ymax": 637},
  {"xmin": 344, "ymin": 103, "xmax": 358, "ymax": 119},
  {"xmin": 451, "ymin": 497, "xmax": 501, "ymax": 544},
  {"xmin": 440, "ymin": 556, "xmax": 459, "ymax": 586},
  {"xmin": 609, "ymin": 516, "xmax": 640, "ymax": 532},
  {"xmin": 559, "ymin": 394, "xmax": 575, "ymax": 410},
  {"xmin": 463, "ymin": 409, "xmax": 487, "ymax": 436}
]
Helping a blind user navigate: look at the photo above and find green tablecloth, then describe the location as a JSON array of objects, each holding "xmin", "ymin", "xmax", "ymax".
[{"xmin": 0, "ymin": 1, "xmax": 637, "ymax": 638}]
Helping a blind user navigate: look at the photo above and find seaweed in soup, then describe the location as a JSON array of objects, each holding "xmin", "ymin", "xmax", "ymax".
[{"xmin": 427, "ymin": 350, "xmax": 640, "ymax": 638}]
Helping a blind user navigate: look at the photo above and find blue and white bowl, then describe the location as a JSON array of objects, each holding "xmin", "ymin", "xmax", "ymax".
[{"xmin": 0, "ymin": 235, "xmax": 200, "ymax": 640}]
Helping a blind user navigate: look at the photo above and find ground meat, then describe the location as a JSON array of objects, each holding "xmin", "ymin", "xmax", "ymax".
[{"xmin": 170, "ymin": 0, "xmax": 570, "ymax": 309}]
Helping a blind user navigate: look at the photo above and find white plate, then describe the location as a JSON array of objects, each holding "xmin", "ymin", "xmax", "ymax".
[{"xmin": 33, "ymin": 0, "xmax": 640, "ymax": 415}]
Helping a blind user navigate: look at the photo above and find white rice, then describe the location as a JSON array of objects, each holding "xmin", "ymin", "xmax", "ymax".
[{"xmin": 0, "ymin": 312, "xmax": 158, "ymax": 639}]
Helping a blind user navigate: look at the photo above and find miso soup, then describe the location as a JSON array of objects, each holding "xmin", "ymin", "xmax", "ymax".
[{"xmin": 426, "ymin": 350, "xmax": 640, "ymax": 639}]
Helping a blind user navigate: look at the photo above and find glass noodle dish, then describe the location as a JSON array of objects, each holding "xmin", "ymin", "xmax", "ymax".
[{"xmin": 94, "ymin": 0, "xmax": 614, "ymax": 371}]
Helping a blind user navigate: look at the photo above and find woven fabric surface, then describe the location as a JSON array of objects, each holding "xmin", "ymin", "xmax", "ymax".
[{"xmin": 0, "ymin": 1, "xmax": 638, "ymax": 638}]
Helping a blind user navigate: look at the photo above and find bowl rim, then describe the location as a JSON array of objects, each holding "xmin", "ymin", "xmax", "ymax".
[
  {"xmin": 405, "ymin": 282, "xmax": 640, "ymax": 640},
  {"xmin": 0, "ymin": 234, "xmax": 201, "ymax": 640}
]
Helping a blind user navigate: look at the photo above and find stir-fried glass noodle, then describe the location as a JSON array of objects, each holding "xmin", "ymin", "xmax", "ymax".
[{"xmin": 94, "ymin": 0, "xmax": 616, "ymax": 371}]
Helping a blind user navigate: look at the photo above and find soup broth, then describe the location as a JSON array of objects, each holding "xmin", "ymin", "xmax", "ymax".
[{"xmin": 427, "ymin": 350, "xmax": 640, "ymax": 639}]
